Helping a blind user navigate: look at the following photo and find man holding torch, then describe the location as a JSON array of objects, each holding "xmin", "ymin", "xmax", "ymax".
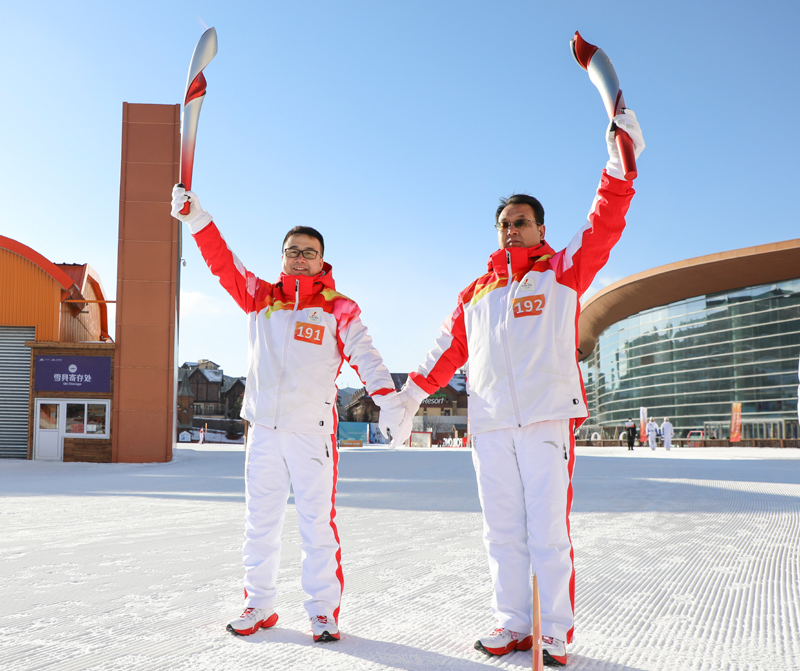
[
  {"xmin": 394, "ymin": 109, "xmax": 644, "ymax": 665},
  {"xmin": 171, "ymin": 27, "xmax": 407, "ymax": 644}
]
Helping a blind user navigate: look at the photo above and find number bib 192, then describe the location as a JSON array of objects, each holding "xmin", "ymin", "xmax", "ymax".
[
  {"xmin": 512, "ymin": 295, "xmax": 545, "ymax": 318},
  {"xmin": 295, "ymin": 322, "xmax": 325, "ymax": 344}
]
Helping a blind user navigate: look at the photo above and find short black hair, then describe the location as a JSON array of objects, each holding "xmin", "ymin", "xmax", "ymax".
[
  {"xmin": 283, "ymin": 226, "xmax": 324, "ymax": 256},
  {"xmin": 496, "ymin": 194, "xmax": 545, "ymax": 227}
]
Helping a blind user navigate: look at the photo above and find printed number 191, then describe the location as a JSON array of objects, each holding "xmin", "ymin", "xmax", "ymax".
[{"xmin": 295, "ymin": 322, "xmax": 324, "ymax": 344}]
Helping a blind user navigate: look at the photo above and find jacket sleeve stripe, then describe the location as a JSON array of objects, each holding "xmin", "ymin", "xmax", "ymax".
[
  {"xmin": 336, "ymin": 304, "xmax": 395, "ymax": 395},
  {"xmin": 558, "ymin": 171, "xmax": 635, "ymax": 296},
  {"xmin": 192, "ymin": 223, "xmax": 261, "ymax": 313},
  {"xmin": 409, "ymin": 301, "xmax": 468, "ymax": 394}
]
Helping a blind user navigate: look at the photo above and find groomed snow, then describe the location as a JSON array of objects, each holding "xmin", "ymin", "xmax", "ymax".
[{"xmin": 2, "ymin": 445, "xmax": 799, "ymax": 670}]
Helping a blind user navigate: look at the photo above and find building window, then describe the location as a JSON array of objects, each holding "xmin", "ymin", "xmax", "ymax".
[
  {"xmin": 65, "ymin": 403, "xmax": 85, "ymax": 433},
  {"xmin": 87, "ymin": 403, "xmax": 107, "ymax": 434},
  {"xmin": 64, "ymin": 401, "xmax": 109, "ymax": 437}
]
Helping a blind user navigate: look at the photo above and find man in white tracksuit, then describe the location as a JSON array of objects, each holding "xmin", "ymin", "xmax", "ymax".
[
  {"xmin": 660, "ymin": 418, "xmax": 674, "ymax": 451},
  {"xmin": 646, "ymin": 418, "xmax": 660, "ymax": 450},
  {"xmin": 395, "ymin": 111, "xmax": 644, "ymax": 666},
  {"xmin": 171, "ymin": 188, "xmax": 406, "ymax": 643}
]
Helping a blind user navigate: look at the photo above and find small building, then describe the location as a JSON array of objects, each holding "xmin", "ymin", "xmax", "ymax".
[
  {"xmin": 178, "ymin": 362, "xmax": 246, "ymax": 419},
  {"xmin": 184, "ymin": 366, "xmax": 225, "ymax": 416},
  {"xmin": 1, "ymin": 236, "xmax": 114, "ymax": 461},
  {"xmin": 221, "ymin": 375, "xmax": 246, "ymax": 419}
]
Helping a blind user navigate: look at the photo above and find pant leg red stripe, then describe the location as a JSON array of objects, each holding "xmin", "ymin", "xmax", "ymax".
[
  {"xmin": 329, "ymin": 411, "xmax": 344, "ymax": 623},
  {"xmin": 565, "ymin": 418, "xmax": 577, "ymax": 645}
]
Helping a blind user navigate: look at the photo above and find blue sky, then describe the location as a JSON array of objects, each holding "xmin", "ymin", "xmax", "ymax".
[{"xmin": 3, "ymin": 1, "xmax": 798, "ymax": 388}]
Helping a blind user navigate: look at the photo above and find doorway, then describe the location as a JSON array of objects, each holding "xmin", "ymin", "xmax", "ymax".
[
  {"xmin": 33, "ymin": 399, "xmax": 111, "ymax": 461},
  {"xmin": 35, "ymin": 402, "xmax": 61, "ymax": 460}
]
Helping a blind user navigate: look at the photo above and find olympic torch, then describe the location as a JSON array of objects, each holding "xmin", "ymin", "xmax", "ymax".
[
  {"xmin": 570, "ymin": 31, "xmax": 636, "ymax": 180},
  {"xmin": 178, "ymin": 27, "xmax": 218, "ymax": 215}
]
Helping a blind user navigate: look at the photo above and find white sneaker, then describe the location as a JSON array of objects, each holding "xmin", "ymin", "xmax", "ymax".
[
  {"xmin": 226, "ymin": 608, "xmax": 278, "ymax": 636},
  {"xmin": 310, "ymin": 615, "xmax": 340, "ymax": 642},
  {"xmin": 542, "ymin": 635, "xmax": 567, "ymax": 666},
  {"xmin": 474, "ymin": 627, "xmax": 533, "ymax": 656}
]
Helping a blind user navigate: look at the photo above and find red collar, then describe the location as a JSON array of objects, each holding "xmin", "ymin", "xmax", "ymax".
[
  {"xmin": 487, "ymin": 242, "xmax": 555, "ymax": 276},
  {"xmin": 278, "ymin": 262, "xmax": 336, "ymax": 298}
]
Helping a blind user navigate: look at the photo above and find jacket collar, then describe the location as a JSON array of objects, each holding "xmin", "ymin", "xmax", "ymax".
[
  {"xmin": 278, "ymin": 262, "xmax": 336, "ymax": 298},
  {"xmin": 487, "ymin": 242, "xmax": 555, "ymax": 277}
]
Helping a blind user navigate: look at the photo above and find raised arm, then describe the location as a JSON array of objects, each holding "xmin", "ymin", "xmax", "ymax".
[
  {"xmin": 557, "ymin": 109, "xmax": 645, "ymax": 296},
  {"xmin": 171, "ymin": 185, "xmax": 265, "ymax": 313}
]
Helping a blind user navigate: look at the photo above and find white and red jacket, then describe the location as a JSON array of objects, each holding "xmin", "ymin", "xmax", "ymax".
[
  {"xmin": 409, "ymin": 171, "xmax": 635, "ymax": 434},
  {"xmin": 192, "ymin": 222, "xmax": 395, "ymax": 434}
]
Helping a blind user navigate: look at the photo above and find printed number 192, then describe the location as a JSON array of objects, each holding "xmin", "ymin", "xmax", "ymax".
[{"xmin": 512, "ymin": 295, "xmax": 545, "ymax": 318}]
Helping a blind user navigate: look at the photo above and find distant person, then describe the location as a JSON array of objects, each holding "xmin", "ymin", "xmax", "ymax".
[
  {"xmin": 393, "ymin": 111, "xmax": 644, "ymax": 665},
  {"xmin": 646, "ymin": 418, "xmax": 659, "ymax": 451},
  {"xmin": 624, "ymin": 418, "xmax": 637, "ymax": 451},
  {"xmin": 660, "ymin": 418, "xmax": 674, "ymax": 451},
  {"xmin": 171, "ymin": 187, "xmax": 407, "ymax": 643}
]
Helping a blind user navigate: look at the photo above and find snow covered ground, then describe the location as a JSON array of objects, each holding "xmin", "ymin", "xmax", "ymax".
[{"xmin": 2, "ymin": 444, "xmax": 799, "ymax": 671}]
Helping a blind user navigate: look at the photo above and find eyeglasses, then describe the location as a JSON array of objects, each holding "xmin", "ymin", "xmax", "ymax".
[
  {"xmin": 283, "ymin": 248, "xmax": 321, "ymax": 259},
  {"xmin": 494, "ymin": 218, "xmax": 539, "ymax": 231}
]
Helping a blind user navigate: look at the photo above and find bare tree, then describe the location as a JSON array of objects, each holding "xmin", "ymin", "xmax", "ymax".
[{"xmin": 421, "ymin": 415, "xmax": 466, "ymax": 440}]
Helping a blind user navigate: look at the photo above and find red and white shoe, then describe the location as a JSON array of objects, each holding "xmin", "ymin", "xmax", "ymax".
[
  {"xmin": 226, "ymin": 608, "xmax": 278, "ymax": 636},
  {"xmin": 542, "ymin": 635, "xmax": 567, "ymax": 666},
  {"xmin": 474, "ymin": 627, "xmax": 533, "ymax": 656},
  {"xmin": 310, "ymin": 615, "xmax": 340, "ymax": 642}
]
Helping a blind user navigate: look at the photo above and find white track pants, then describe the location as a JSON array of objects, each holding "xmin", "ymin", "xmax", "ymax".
[
  {"xmin": 242, "ymin": 424, "xmax": 343, "ymax": 622},
  {"xmin": 472, "ymin": 419, "xmax": 576, "ymax": 643}
]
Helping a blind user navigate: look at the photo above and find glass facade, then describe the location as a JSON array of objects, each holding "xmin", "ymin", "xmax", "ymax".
[{"xmin": 581, "ymin": 278, "xmax": 800, "ymax": 440}]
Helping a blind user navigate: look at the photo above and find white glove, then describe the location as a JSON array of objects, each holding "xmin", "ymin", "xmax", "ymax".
[
  {"xmin": 171, "ymin": 185, "xmax": 213, "ymax": 233},
  {"xmin": 391, "ymin": 378, "xmax": 430, "ymax": 447},
  {"xmin": 373, "ymin": 392, "xmax": 410, "ymax": 449},
  {"xmin": 605, "ymin": 109, "xmax": 645, "ymax": 180}
]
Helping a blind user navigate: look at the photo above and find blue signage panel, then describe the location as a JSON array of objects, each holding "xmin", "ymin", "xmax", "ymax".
[{"xmin": 35, "ymin": 356, "xmax": 112, "ymax": 393}]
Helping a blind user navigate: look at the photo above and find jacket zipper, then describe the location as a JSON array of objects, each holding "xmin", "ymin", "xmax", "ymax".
[
  {"xmin": 500, "ymin": 250, "xmax": 522, "ymax": 427},
  {"xmin": 273, "ymin": 278, "xmax": 301, "ymax": 429}
]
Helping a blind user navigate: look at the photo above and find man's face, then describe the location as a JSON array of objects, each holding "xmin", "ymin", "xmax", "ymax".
[
  {"xmin": 282, "ymin": 234, "xmax": 324, "ymax": 276},
  {"xmin": 496, "ymin": 203, "xmax": 545, "ymax": 250}
]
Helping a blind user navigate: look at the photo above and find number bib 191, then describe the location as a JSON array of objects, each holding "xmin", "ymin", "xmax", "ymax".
[
  {"xmin": 512, "ymin": 295, "xmax": 545, "ymax": 318},
  {"xmin": 295, "ymin": 322, "xmax": 325, "ymax": 344}
]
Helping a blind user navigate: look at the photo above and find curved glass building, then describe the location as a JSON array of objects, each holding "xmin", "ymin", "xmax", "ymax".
[{"xmin": 578, "ymin": 239, "xmax": 800, "ymax": 443}]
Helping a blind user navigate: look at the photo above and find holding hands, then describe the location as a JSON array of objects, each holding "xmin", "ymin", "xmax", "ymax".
[
  {"xmin": 373, "ymin": 392, "xmax": 413, "ymax": 449},
  {"xmin": 374, "ymin": 379, "xmax": 428, "ymax": 448}
]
